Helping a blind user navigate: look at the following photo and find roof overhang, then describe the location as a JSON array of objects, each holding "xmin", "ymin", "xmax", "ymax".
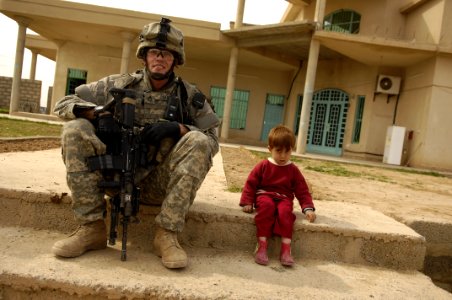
[
  {"xmin": 25, "ymin": 34, "xmax": 57, "ymax": 60},
  {"xmin": 222, "ymin": 21, "xmax": 342, "ymax": 66},
  {"xmin": 314, "ymin": 31, "xmax": 438, "ymax": 67},
  {"xmin": 3, "ymin": 0, "xmax": 441, "ymax": 73},
  {"xmin": 0, "ymin": 0, "xmax": 235, "ymax": 66}
]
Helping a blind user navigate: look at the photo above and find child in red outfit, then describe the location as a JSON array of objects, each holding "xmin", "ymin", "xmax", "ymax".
[{"xmin": 240, "ymin": 125, "xmax": 316, "ymax": 266}]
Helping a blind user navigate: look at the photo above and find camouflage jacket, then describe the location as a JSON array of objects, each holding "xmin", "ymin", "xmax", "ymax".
[{"xmin": 54, "ymin": 69, "xmax": 220, "ymax": 154}]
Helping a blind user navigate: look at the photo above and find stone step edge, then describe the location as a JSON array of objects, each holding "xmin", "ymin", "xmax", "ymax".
[
  {"xmin": 0, "ymin": 187, "xmax": 426, "ymax": 271},
  {"xmin": 0, "ymin": 226, "xmax": 450, "ymax": 300}
]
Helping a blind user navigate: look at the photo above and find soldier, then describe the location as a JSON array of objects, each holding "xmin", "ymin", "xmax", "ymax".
[{"xmin": 52, "ymin": 17, "xmax": 220, "ymax": 269}]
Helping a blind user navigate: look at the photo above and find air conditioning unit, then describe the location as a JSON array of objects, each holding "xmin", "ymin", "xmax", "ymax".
[{"xmin": 376, "ymin": 75, "xmax": 401, "ymax": 95}]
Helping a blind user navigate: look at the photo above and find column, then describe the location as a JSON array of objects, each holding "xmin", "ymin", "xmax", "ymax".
[
  {"xmin": 221, "ymin": 0, "xmax": 245, "ymax": 139},
  {"xmin": 296, "ymin": 0, "xmax": 326, "ymax": 154},
  {"xmin": 9, "ymin": 17, "xmax": 30, "ymax": 113},
  {"xmin": 120, "ymin": 32, "xmax": 135, "ymax": 74},
  {"xmin": 30, "ymin": 51, "xmax": 38, "ymax": 80}
]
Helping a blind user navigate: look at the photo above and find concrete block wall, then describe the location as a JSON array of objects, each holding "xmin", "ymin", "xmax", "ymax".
[{"xmin": 0, "ymin": 76, "xmax": 42, "ymax": 113}]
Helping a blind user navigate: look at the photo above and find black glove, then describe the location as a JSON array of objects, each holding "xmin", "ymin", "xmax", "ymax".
[
  {"xmin": 96, "ymin": 113, "xmax": 121, "ymax": 154},
  {"xmin": 97, "ymin": 113, "xmax": 117, "ymax": 134},
  {"xmin": 141, "ymin": 121, "xmax": 181, "ymax": 145}
]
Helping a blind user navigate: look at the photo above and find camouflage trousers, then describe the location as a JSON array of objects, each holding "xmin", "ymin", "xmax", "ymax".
[{"xmin": 61, "ymin": 118, "xmax": 214, "ymax": 232}]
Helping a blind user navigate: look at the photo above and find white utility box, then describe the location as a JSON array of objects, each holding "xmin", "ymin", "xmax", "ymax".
[{"xmin": 383, "ymin": 126, "xmax": 406, "ymax": 165}]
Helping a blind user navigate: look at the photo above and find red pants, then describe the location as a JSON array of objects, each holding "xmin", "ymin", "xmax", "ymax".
[{"xmin": 254, "ymin": 194, "xmax": 295, "ymax": 239}]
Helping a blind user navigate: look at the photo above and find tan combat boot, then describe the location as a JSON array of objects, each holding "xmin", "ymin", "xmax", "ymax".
[
  {"xmin": 52, "ymin": 220, "xmax": 107, "ymax": 258},
  {"xmin": 153, "ymin": 226, "xmax": 188, "ymax": 268}
]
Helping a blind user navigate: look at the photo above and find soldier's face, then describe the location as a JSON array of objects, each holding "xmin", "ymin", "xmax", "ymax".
[{"xmin": 145, "ymin": 48, "xmax": 175, "ymax": 78}]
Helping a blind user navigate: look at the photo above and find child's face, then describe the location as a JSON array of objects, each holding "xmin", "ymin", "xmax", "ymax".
[{"xmin": 268, "ymin": 146, "xmax": 292, "ymax": 166}]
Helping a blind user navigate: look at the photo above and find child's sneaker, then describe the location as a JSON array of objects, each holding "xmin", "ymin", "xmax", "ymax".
[
  {"xmin": 280, "ymin": 242, "xmax": 294, "ymax": 266},
  {"xmin": 254, "ymin": 240, "xmax": 269, "ymax": 265}
]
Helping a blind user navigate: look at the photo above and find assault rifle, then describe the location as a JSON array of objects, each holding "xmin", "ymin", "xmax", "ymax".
[{"xmin": 88, "ymin": 87, "xmax": 145, "ymax": 261}]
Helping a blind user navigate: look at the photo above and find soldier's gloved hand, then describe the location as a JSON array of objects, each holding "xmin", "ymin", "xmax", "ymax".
[
  {"xmin": 97, "ymin": 113, "xmax": 116, "ymax": 134},
  {"xmin": 141, "ymin": 121, "xmax": 181, "ymax": 145}
]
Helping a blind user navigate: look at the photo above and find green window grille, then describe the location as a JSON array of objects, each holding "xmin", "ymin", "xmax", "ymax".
[
  {"xmin": 210, "ymin": 86, "xmax": 249, "ymax": 129},
  {"xmin": 266, "ymin": 94, "xmax": 284, "ymax": 106},
  {"xmin": 324, "ymin": 9, "xmax": 361, "ymax": 34},
  {"xmin": 352, "ymin": 95, "xmax": 365, "ymax": 143},
  {"xmin": 66, "ymin": 68, "xmax": 87, "ymax": 95},
  {"xmin": 294, "ymin": 94, "xmax": 303, "ymax": 135},
  {"xmin": 210, "ymin": 87, "xmax": 226, "ymax": 116}
]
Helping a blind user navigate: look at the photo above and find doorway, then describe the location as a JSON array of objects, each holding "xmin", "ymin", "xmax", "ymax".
[{"xmin": 307, "ymin": 89, "xmax": 349, "ymax": 156}]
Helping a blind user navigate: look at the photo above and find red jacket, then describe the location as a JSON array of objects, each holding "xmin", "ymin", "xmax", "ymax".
[{"xmin": 240, "ymin": 159, "xmax": 314, "ymax": 212}]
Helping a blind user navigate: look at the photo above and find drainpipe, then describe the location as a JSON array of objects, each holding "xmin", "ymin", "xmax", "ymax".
[
  {"xmin": 9, "ymin": 17, "xmax": 30, "ymax": 114},
  {"xmin": 296, "ymin": 0, "xmax": 326, "ymax": 154},
  {"xmin": 221, "ymin": 0, "xmax": 245, "ymax": 139}
]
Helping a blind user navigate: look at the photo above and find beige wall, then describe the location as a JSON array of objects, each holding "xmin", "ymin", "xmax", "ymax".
[
  {"xmin": 395, "ymin": 55, "xmax": 452, "ymax": 171},
  {"xmin": 226, "ymin": 62, "xmax": 293, "ymax": 143},
  {"xmin": 413, "ymin": 56, "xmax": 452, "ymax": 170},
  {"xmin": 440, "ymin": 0, "xmax": 452, "ymax": 47},
  {"xmin": 311, "ymin": 58, "xmax": 397, "ymax": 157},
  {"xmin": 404, "ymin": 0, "xmax": 445, "ymax": 43},
  {"xmin": 398, "ymin": 57, "xmax": 434, "ymax": 167},
  {"xmin": 52, "ymin": 41, "xmax": 125, "ymax": 108},
  {"xmin": 50, "ymin": 41, "xmax": 295, "ymax": 145},
  {"xmin": 296, "ymin": 0, "xmax": 406, "ymax": 39},
  {"xmin": 164, "ymin": 53, "xmax": 293, "ymax": 144},
  {"xmin": 44, "ymin": 0, "xmax": 452, "ymax": 171}
]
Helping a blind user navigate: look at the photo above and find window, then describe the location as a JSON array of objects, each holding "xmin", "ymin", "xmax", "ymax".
[
  {"xmin": 324, "ymin": 9, "xmax": 361, "ymax": 34},
  {"xmin": 352, "ymin": 95, "xmax": 365, "ymax": 143},
  {"xmin": 66, "ymin": 68, "xmax": 87, "ymax": 95},
  {"xmin": 210, "ymin": 86, "xmax": 249, "ymax": 129}
]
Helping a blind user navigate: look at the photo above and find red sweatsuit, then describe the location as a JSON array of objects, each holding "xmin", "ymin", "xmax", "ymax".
[{"xmin": 240, "ymin": 158, "xmax": 314, "ymax": 238}]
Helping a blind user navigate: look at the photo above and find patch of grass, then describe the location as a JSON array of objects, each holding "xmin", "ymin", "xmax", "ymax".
[
  {"xmin": 305, "ymin": 163, "xmax": 362, "ymax": 177},
  {"xmin": 393, "ymin": 168, "xmax": 445, "ymax": 178},
  {"xmin": 250, "ymin": 150, "xmax": 267, "ymax": 160},
  {"xmin": 0, "ymin": 116, "xmax": 62, "ymax": 137},
  {"xmin": 0, "ymin": 107, "xmax": 9, "ymax": 114},
  {"xmin": 305, "ymin": 162, "xmax": 393, "ymax": 182},
  {"xmin": 227, "ymin": 186, "xmax": 243, "ymax": 193}
]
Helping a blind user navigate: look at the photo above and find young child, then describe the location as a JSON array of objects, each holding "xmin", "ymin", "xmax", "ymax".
[{"xmin": 240, "ymin": 125, "xmax": 316, "ymax": 266}]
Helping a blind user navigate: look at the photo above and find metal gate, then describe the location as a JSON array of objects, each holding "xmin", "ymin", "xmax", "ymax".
[
  {"xmin": 307, "ymin": 89, "xmax": 349, "ymax": 156},
  {"xmin": 261, "ymin": 94, "xmax": 285, "ymax": 141}
]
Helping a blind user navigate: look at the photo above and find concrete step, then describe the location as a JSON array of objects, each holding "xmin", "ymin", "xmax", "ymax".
[
  {"xmin": 0, "ymin": 149, "xmax": 427, "ymax": 271},
  {"xmin": 1, "ymin": 226, "xmax": 451, "ymax": 300},
  {"xmin": 0, "ymin": 188, "xmax": 427, "ymax": 270}
]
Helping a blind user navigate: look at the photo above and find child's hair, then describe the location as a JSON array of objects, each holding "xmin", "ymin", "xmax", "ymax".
[{"xmin": 268, "ymin": 125, "xmax": 295, "ymax": 150}]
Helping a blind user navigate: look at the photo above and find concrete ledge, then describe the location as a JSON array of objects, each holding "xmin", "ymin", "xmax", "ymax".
[
  {"xmin": 0, "ymin": 226, "xmax": 450, "ymax": 300},
  {"xmin": 0, "ymin": 149, "xmax": 436, "ymax": 272},
  {"xmin": 0, "ymin": 188, "xmax": 426, "ymax": 271}
]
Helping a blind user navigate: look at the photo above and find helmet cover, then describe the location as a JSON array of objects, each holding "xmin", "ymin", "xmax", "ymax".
[{"xmin": 136, "ymin": 17, "xmax": 185, "ymax": 65}]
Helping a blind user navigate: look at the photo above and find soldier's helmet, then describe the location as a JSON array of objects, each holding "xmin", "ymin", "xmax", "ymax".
[{"xmin": 136, "ymin": 17, "xmax": 185, "ymax": 65}]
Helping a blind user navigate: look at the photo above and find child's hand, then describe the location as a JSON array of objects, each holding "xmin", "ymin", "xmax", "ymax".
[
  {"xmin": 242, "ymin": 205, "xmax": 253, "ymax": 213},
  {"xmin": 305, "ymin": 210, "xmax": 316, "ymax": 223}
]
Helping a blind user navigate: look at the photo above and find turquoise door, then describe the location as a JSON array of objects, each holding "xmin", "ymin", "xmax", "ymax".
[
  {"xmin": 307, "ymin": 89, "xmax": 349, "ymax": 156},
  {"xmin": 261, "ymin": 94, "xmax": 285, "ymax": 141}
]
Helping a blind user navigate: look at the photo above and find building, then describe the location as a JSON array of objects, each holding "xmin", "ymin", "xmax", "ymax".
[{"xmin": 1, "ymin": 0, "xmax": 451, "ymax": 171}]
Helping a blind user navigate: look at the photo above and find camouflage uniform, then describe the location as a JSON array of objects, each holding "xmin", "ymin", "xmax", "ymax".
[{"xmin": 54, "ymin": 69, "xmax": 219, "ymax": 232}]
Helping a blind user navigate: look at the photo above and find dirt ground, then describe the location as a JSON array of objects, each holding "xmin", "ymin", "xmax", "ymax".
[
  {"xmin": 1, "ymin": 138, "xmax": 452, "ymax": 223},
  {"xmin": 220, "ymin": 146, "xmax": 452, "ymax": 224},
  {"xmin": 1, "ymin": 138, "xmax": 451, "ymax": 296},
  {"xmin": 0, "ymin": 138, "xmax": 61, "ymax": 153}
]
